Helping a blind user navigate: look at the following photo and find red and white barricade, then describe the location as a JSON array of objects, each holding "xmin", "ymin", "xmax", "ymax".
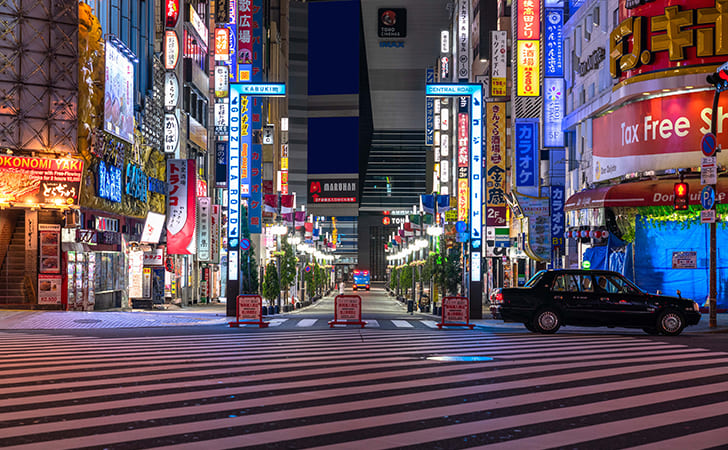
[
  {"xmin": 229, "ymin": 295, "xmax": 269, "ymax": 328},
  {"xmin": 328, "ymin": 294, "xmax": 366, "ymax": 328},
  {"xmin": 437, "ymin": 296, "xmax": 474, "ymax": 329}
]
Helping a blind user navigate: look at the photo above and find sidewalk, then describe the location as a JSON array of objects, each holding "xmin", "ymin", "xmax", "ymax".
[{"xmin": 0, "ymin": 302, "xmax": 726, "ymax": 332}]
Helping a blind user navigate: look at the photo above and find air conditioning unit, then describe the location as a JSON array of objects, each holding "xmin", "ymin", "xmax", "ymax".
[{"xmin": 64, "ymin": 209, "xmax": 81, "ymax": 228}]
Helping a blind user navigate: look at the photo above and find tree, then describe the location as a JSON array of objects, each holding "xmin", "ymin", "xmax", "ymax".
[
  {"xmin": 262, "ymin": 262, "xmax": 280, "ymax": 305},
  {"xmin": 400, "ymin": 264, "xmax": 412, "ymax": 296},
  {"xmin": 442, "ymin": 244, "xmax": 462, "ymax": 296},
  {"xmin": 314, "ymin": 262, "xmax": 326, "ymax": 296},
  {"xmin": 279, "ymin": 237, "xmax": 297, "ymax": 304}
]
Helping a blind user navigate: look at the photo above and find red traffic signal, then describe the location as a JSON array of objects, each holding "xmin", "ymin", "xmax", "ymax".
[{"xmin": 674, "ymin": 182, "xmax": 689, "ymax": 210}]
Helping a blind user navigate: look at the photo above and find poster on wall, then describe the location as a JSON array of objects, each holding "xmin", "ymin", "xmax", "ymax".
[
  {"xmin": 104, "ymin": 41, "xmax": 135, "ymax": 144},
  {"xmin": 38, "ymin": 224, "xmax": 60, "ymax": 274},
  {"xmin": 38, "ymin": 274, "xmax": 62, "ymax": 305},
  {"xmin": 166, "ymin": 159, "xmax": 197, "ymax": 254}
]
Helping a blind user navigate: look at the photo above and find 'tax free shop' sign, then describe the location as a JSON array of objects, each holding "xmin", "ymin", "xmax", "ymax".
[{"xmin": 592, "ymin": 90, "xmax": 728, "ymax": 181}]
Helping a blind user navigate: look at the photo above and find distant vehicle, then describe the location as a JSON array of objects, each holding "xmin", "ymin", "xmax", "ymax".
[
  {"xmin": 352, "ymin": 269, "xmax": 370, "ymax": 291},
  {"xmin": 489, "ymin": 269, "xmax": 701, "ymax": 335}
]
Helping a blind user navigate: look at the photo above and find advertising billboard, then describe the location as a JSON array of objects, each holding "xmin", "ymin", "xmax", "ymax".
[
  {"xmin": 486, "ymin": 103, "xmax": 507, "ymax": 227},
  {"xmin": 104, "ymin": 41, "xmax": 135, "ymax": 144}
]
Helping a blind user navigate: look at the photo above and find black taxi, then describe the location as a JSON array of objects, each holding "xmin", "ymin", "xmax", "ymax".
[{"xmin": 489, "ymin": 269, "xmax": 701, "ymax": 335}]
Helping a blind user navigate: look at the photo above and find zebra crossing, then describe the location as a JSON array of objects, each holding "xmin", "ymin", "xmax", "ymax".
[
  {"xmin": 265, "ymin": 317, "xmax": 442, "ymax": 329},
  {"xmin": 1, "ymin": 329, "xmax": 728, "ymax": 449}
]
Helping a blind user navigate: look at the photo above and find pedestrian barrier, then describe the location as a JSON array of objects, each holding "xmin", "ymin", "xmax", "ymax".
[
  {"xmin": 229, "ymin": 295, "xmax": 269, "ymax": 328},
  {"xmin": 436, "ymin": 296, "xmax": 474, "ymax": 329},
  {"xmin": 328, "ymin": 294, "xmax": 366, "ymax": 328}
]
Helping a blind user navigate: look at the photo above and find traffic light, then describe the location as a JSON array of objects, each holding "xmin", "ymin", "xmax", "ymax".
[
  {"xmin": 707, "ymin": 68, "xmax": 728, "ymax": 92},
  {"xmin": 674, "ymin": 181, "xmax": 689, "ymax": 210}
]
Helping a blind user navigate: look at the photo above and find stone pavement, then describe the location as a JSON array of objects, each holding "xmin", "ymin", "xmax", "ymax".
[{"xmin": 0, "ymin": 300, "xmax": 726, "ymax": 332}]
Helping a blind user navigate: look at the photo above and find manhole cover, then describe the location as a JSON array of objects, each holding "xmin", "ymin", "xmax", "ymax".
[
  {"xmin": 73, "ymin": 319, "xmax": 103, "ymax": 324},
  {"xmin": 426, "ymin": 356, "xmax": 493, "ymax": 362}
]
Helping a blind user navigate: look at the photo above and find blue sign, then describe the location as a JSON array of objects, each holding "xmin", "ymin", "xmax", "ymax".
[
  {"xmin": 515, "ymin": 119, "xmax": 539, "ymax": 188},
  {"xmin": 240, "ymin": 238, "xmax": 251, "ymax": 251},
  {"xmin": 545, "ymin": 9, "xmax": 564, "ymax": 77},
  {"xmin": 425, "ymin": 83, "xmax": 483, "ymax": 282},
  {"xmin": 426, "ymin": 83, "xmax": 481, "ymax": 96},
  {"xmin": 702, "ymin": 132, "xmax": 717, "ymax": 157},
  {"xmin": 455, "ymin": 220, "xmax": 467, "ymax": 233},
  {"xmin": 234, "ymin": 83, "xmax": 286, "ymax": 96},
  {"xmin": 223, "ymin": 1, "xmax": 237, "ymax": 82},
  {"xmin": 98, "ymin": 161, "xmax": 122, "ymax": 203},
  {"xmin": 125, "ymin": 164, "xmax": 148, "ymax": 202},
  {"xmin": 544, "ymin": 78, "xmax": 565, "ymax": 147},
  {"xmin": 701, "ymin": 185, "xmax": 715, "ymax": 210}
]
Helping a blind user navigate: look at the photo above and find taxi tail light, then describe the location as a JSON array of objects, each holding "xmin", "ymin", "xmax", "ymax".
[{"xmin": 490, "ymin": 289, "xmax": 504, "ymax": 304}]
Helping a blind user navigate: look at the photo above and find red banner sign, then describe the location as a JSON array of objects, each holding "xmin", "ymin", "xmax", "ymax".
[
  {"xmin": 328, "ymin": 295, "xmax": 366, "ymax": 327},
  {"xmin": 166, "ymin": 159, "xmax": 196, "ymax": 255},
  {"xmin": 517, "ymin": 0, "xmax": 540, "ymax": 40},
  {"xmin": 437, "ymin": 296, "xmax": 474, "ymax": 329}
]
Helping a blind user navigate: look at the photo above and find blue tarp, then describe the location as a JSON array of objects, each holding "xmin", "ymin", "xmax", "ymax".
[
  {"xmin": 583, "ymin": 233, "xmax": 633, "ymax": 279},
  {"xmin": 633, "ymin": 216, "xmax": 728, "ymax": 308}
]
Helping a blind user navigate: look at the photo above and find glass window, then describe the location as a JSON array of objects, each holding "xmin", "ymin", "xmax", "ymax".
[{"xmin": 581, "ymin": 275, "xmax": 594, "ymax": 292}]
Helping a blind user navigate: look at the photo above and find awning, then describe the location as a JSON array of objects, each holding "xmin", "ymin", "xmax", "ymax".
[{"xmin": 565, "ymin": 177, "xmax": 728, "ymax": 211}]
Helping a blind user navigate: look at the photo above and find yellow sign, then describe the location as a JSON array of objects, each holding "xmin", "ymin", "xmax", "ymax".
[
  {"xmin": 457, "ymin": 178, "xmax": 469, "ymax": 222},
  {"xmin": 517, "ymin": 40, "xmax": 540, "ymax": 96}
]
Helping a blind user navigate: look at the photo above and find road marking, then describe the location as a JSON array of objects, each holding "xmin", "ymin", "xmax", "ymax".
[
  {"xmin": 422, "ymin": 320, "xmax": 439, "ymax": 328},
  {"xmin": 391, "ymin": 320, "xmax": 414, "ymax": 328},
  {"xmin": 296, "ymin": 319, "xmax": 318, "ymax": 327},
  {"xmin": 365, "ymin": 320, "xmax": 380, "ymax": 327},
  {"xmin": 267, "ymin": 319, "xmax": 288, "ymax": 327}
]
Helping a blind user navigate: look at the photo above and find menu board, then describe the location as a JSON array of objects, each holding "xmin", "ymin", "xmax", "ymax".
[
  {"xmin": 38, "ymin": 274, "xmax": 61, "ymax": 305},
  {"xmin": 38, "ymin": 224, "xmax": 60, "ymax": 274}
]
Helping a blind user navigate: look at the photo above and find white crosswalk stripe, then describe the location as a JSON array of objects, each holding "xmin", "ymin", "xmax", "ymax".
[
  {"xmin": 295, "ymin": 318, "xmax": 318, "ymax": 327},
  {"xmin": 421, "ymin": 320, "xmax": 439, "ymax": 328},
  {"xmin": 364, "ymin": 319, "xmax": 380, "ymax": 327},
  {"xmin": 391, "ymin": 320, "xmax": 414, "ymax": 328},
  {"xmin": 0, "ymin": 330, "xmax": 726, "ymax": 449}
]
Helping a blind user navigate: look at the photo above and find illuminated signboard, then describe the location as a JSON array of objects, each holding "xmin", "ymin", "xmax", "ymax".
[
  {"xmin": 426, "ymin": 67, "xmax": 435, "ymax": 145},
  {"xmin": 166, "ymin": 159, "xmax": 196, "ymax": 255},
  {"xmin": 486, "ymin": 103, "xmax": 507, "ymax": 227},
  {"xmin": 214, "ymin": 66, "xmax": 229, "ymax": 98},
  {"xmin": 165, "ymin": 0, "xmax": 179, "ymax": 28},
  {"xmin": 189, "ymin": 5, "xmax": 208, "ymax": 47},
  {"xmin": 611, "ymin": 0, "xmax": 728, "ymax": 85},
  {"xmin": 426, "ymin": 83, "xmax": 482, "ymax": 281},
  {"xmin": 164, "ymin": 72, "xmax": 179, "ymax": 110},
  {"xmin": 515, "ymin": 119, "xmax": 539, "ymax": 188},
  {"xmin": 544, "ymin": 78, "xmax": 565, "ymax": 147},
  {"xmin": 228, "ymin": 85, "xmax": 242, "ymax": 249},
  {"xmin": 0, "ymin": 156, "xmax": 84, "ymax": 207},
  {"xmin": 550, "ymin": 185, "xmax": 564, "ymax": 264},
  {"xmin": 140, "ymin": 212, "xmax": 165, "ymax": 244},
  {"xmin": 517, "ymin": 40, "xmax": 541, "ymax": 96},
  {"xmin": 545, "ymin": 9, "xmax": 564, "ymax": 77},
  {"xmin": 104, "ymin": 42, "xmax": 135, "ymax": 144},
  {"xmin": 224, "ymin": 0, "xmax": 237, "ymax": 81},
  {"xmin": 238, "ymin": 0, "xmax": 253, "ymax": 63},
  {"xmin": 98, "ymin": 160, "xmax": 122, "ymax": 203},
  {"xmin": 491, "ymin": 30, "xmax": 508, "ymax": 96},
  {"xmin": 164, "ymin": 113, "xmax": 179, "ymax": 154},
  {"xmin": 214, "ymin": 27, "xmax": 230, "ymax": 61},
  {"xmin": 164, "ymin": 30, "xmax": 179, "ymax": 70},
  {"xmin": 457, "ymin": 0, "xmax": 469, "ymax": 80},
  {"xmin": 125, "ymin": 164, "xmax": 148, "ymax": 202},
  {"xmin": 518, "ymin": 0, "xmax": 541, "ymax": 40},
  {"xmin": 233, "ymin": 83, "xmax": 286, "ymax": 96}
]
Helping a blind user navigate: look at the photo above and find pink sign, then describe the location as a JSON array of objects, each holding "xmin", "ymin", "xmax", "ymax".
[
  {"xmin": 437, "ymin": 296, "xmax": 474, "ymax": 329},
  {"xmin": 166, "ymin": 159, "xmax": 196, "ymax": 254},
  {"xmin": 329, "ymin": 295, "xmax": 366, "ymax": 328}
]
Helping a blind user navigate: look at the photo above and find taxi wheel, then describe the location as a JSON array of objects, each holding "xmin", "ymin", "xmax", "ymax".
[
  {"xmin": 532, "ymin": 308, "xmax": 561, "ymax": 334},
  {"xmin": 657, "ymin": 309, "xmax": 685, "ymax": 336},
  {"xmin": 524, "ymin": 322, "xmax": 537, "ymax": 333}
]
